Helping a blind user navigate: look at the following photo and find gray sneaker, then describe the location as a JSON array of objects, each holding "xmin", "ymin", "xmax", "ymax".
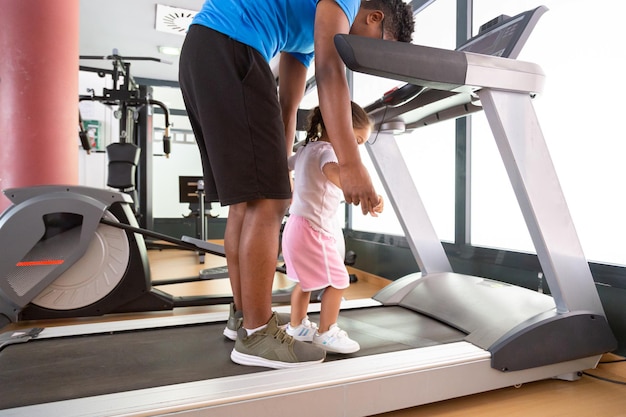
[
  {"xmin": 223, "ymin": 302, "xmax": 290, "ymax": 340},
  {"xmin": 231, "ymin": 312, "xmax": 326, "ymax": 369},
  {"xmin": 223, "ymin": 303, "xmax": 244, "ymax": 340}
]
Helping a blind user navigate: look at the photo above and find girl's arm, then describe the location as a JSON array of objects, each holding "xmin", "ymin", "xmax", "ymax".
[
  {"xmin": 322, "ymin": 162, "xmax": 341, "ymax": 189},
  {"xmin": 322, "ymin": 162, "xmax": 382, "ymax": 216}
]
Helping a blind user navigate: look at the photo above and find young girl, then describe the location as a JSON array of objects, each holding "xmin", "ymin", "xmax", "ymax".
[{"xmin": 282, "ymin": 102, "xmax": 384, "ymax": 354}]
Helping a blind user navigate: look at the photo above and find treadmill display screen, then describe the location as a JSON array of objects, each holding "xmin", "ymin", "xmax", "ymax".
[{"xmin": 457, "ymin": 14, "xmax": 527, "ymax": 58}]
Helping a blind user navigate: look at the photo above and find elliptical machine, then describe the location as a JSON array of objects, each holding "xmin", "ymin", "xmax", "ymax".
[{"xmin": 0, "ymin": 185, "xmax": 226, "ymax": 329}]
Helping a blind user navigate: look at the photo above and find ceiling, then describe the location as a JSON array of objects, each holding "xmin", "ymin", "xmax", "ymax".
[
  {"xmin": 79, "ymin": 0, "xmax": 205, "ymax": 84},
  {"xmin": 79, "ymin": 1, "xmax": 433, "ymax": 85}
]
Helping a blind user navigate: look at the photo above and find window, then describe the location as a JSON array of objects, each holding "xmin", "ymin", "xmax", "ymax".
[
  {"xmin": 350, "ymin": 0, "xmax": 457, "ymax": 241},
  {"xmin": 471, "ymin": 0, "xmax": 626, "ymax": 265}
]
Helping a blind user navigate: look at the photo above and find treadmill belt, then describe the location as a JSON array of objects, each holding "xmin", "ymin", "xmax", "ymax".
[{"xmin": 0, "ymin": 306, "xmax": 465, "ymax": 410}]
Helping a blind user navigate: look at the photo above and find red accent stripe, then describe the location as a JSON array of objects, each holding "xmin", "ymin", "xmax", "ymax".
[{"xmin": 16, "ymin": 260, "xmax": 64, "ymax": 267}]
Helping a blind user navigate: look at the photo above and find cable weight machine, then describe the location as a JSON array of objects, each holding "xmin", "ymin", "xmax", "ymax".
[{"xmin": 78, "ymin": 49, "xmax": 172, "ymax": 230}]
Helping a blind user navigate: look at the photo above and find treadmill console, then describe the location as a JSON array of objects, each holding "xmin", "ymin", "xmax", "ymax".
[
  {"xmin": 457, "ymin": 5, "xmax": 548, "ymax": 59},
  {"xmin": 354, "ymin": 5, "xmax": 548, "ymax": 113}
]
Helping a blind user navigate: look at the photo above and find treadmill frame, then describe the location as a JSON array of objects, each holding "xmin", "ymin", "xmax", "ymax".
[{"xmin": 0, "ymin": 301, "xmax": 601, "ymax": 417}]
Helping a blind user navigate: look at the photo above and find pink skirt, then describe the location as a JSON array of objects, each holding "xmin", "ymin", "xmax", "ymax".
[{"xmin": 281, "ymin": 214, "xmax": 349, "ymax": 291}]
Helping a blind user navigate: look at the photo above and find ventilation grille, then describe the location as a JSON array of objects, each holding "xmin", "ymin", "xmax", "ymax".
[{"xmin": 155, "ymin": 4, "xmax": 198, "ymax": 35}]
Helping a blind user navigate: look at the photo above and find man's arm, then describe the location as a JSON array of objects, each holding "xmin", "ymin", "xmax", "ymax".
[
  {"xmin": 323, "ymin": 161, "xmax": 381, "ymax": 217},
  {"xmin": 278, "ymin": 52, "xmax": 308, "ymax": 158},
  {"xmin": 314, "ymin": 0, "xmax": 378, "ymax": 215}
]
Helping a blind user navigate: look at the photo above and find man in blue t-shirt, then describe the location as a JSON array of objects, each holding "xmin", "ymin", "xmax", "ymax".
[{"xmin": 179, "ymin": 0, "xmax": 414, "ymax": 369}]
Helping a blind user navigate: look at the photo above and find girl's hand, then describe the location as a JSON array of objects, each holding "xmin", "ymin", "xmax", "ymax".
[{"xmin": 373, "ymin": 195, "xmax": 384, "ymax": 214}]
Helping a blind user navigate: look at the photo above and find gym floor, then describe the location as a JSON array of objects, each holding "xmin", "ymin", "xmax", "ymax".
[{"xmin": 5, "ymin": 243, "xmax": 626, "ymax": 416}]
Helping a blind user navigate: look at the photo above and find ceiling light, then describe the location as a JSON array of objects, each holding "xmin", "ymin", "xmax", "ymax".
[{"xmin": 158, "ymin": 46, "xmax": 181, "ymax": 56}]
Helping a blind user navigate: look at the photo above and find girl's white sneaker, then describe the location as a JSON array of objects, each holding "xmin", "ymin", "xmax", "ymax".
[{"xmin": 313, "ymin": 324, "xmax": 360, "ymax": 354}]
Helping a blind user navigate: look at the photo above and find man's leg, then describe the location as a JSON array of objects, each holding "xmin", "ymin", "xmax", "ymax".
[
  {"xmin": 224, "ymin": 202, "xmax": 245, "ymax": 312},
  {"xmin": 237, "ymin": 198, "xmax": 289, "ymax": 329},
  {"xmin": 230, "ymin": 198, "xmax": 327, "ymax": 368}
]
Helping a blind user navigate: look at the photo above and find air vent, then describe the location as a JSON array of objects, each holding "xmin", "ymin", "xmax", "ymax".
[{"xmin": 155, "ymin": 4, "xmax": 198, "ymax": 35}]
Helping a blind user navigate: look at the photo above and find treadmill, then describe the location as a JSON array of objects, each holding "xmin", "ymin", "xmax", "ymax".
[{"xmin": 0, "ymin": 6, "xmax": 617, "ymax": 417}]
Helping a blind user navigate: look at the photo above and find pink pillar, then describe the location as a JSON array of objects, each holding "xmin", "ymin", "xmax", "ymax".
[{"xmin": 0, "ymin": 0, "xmax": 79, "ymax": 213}]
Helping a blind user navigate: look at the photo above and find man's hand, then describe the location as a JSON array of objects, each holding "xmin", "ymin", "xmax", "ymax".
[{"xmin": 339, "ymin": 162, "xmax": 379, "ymax": 216}]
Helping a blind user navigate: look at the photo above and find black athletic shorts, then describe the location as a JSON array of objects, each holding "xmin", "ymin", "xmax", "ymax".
[{"xmin": 179, "ymin": 25, "xmax": 292, "ymax": 206}]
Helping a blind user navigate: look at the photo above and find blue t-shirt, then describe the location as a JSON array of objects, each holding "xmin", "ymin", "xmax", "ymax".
[{"xmin": 191, "ymin": 0, "xmax": 360, "ymax": 68}]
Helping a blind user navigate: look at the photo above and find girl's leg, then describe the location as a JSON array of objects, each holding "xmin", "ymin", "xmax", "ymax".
[
  {"xmin": 315, "ymin": 286, "xmax": 360, "ymax": 354},
  {"xmin": 318, "ymin": 286, "xmax": 344, "ymax": 332},
  {"xmin": 289, "ymin": 283, "xmax": 310, "ymax": 326}
]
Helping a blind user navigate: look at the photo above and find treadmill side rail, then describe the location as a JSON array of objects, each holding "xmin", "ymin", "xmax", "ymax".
[{"xmin": 489, "ymin": 310, "xmax": 617, "ymax": 372}]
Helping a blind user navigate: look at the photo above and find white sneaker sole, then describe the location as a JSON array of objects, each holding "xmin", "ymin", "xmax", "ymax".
[
  {"xmin": 230, "ymin": 349, "xmax": 325, "ymax": 369},
  {"xmin": 223, "ymin": 327, "xmax": 237, "ymax": 341},
  {"xmin": 313, "ymin": 341, "xmax": 360, "ymax": 354}
]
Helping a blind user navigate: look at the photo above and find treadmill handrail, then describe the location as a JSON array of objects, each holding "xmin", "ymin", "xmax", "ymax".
[{"xmin": 334, "ymin": 34, "xmax": 544, "ymax": 95}]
